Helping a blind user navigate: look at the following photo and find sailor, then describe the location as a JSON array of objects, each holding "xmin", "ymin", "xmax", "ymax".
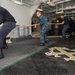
[
  {"xmin": 35, "ymin": 9, "xmax": 50, "ymax": 46},
  {"xmin": 0, "ymin": 6, "xmax": 16, "ymax": 59}
]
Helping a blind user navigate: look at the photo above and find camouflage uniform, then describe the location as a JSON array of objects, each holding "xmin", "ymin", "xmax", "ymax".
[{"xmin": 36, "ymin": 15, "xmax": 50, "ymax": 43}]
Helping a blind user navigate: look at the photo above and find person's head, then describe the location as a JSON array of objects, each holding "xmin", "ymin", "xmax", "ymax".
[
  {"xmin": 36, "ymin": 11, "xmax": 42, "ymax": 17},
  {"xmin": 60, "ymin": 14, "xmax": 65, "ymax": 19}
]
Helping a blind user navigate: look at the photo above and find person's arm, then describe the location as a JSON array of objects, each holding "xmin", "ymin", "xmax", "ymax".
[
  {"xmin": 34, "ymin": 18, "xmax": 44, "ymax": 27},
  {"xmin": 60, "ymin": 21, "xmax": 64, "ymax": 25},
  {"xmin": 36, "ymin": 16, "xmax": 46, "ymax": 26},
  {"xmin": 33, "ymin": 19, "xmax": 40, "ymax": 28},
  {"xmin": 36, "ymin": 19, "xmax": 40, "ymax": 24},
  {"xmin": 34, "ymin": 16, "xmax": 47, "ymax": 27}
]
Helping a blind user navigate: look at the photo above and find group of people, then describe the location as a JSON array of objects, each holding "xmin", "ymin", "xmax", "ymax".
[
  {"xmin": 35, "ymin": 12, "xmax": 75, "ymax": 46},
  {"xmin": 0, "ymin": 7, "xmax": 50, "ymax": 59},
  {"xmin": 0, "ymin": 6, "xmax": 75, "ymax": 59}
]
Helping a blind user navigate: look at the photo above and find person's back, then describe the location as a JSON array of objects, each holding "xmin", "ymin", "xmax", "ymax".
[
  {"xmin": 63, "ymin": 17, "xmax": 69, "ymax": 25},
  {"xmin": 0, "ymin": 6, "xmax": 16, "ymax": 24},
  {"xmin": 36, "ymin": 15, "xmax": 49, "ymax": 28},
  {"xmin": 39, "ymin": 15, "xmax": 49, "ymax": 27}
]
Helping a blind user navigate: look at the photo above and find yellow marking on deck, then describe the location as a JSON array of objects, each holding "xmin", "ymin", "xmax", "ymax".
[{"xmin": 45, "ymin": 47, "xmax": 75, "ymax": 61}]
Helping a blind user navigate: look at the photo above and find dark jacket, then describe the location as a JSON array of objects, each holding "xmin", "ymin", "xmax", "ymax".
[
  {"xmin": 63, "ymin": 17, "xmax": 69, "ymax": 25},
  {"xmin": 0, "ymin": 6, "xmax": 16, "ymax": 24}
]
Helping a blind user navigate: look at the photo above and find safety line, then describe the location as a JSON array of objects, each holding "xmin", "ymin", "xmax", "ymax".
[{"xmin": 0, "ymin": 42, "xmax": 55, "ymax": 72}]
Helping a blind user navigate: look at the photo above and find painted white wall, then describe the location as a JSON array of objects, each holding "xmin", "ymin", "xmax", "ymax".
[
  {"xmin": 0, "ymin": 0, "xmax": 40, "ymax": 38},
  {"xmin": 0, "ymin": 0, "xmax": 32, "ymax": 38},
  {"xmin": 0, "ymin": 0, "xmax": 31, "ymax": 26},
  {"xmin": 30, "ymin": 4, "xmax": 40, "ymax": 18}
]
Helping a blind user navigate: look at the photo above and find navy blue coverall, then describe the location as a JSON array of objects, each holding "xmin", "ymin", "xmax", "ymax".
[
  {"xmin": 36, "ymin": 15, "xmax": 50, "ymax": 43},
  {"xmin": 0, "ymin": 6, "xmax": 16, "ymax": 49}
]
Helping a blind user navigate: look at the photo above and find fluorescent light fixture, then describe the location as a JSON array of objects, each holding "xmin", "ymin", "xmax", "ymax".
[
  {"xmin": 56, "ymin": 11, "xmax": 64, "ymax": 14},
  {"xmin": 37, "ymin": 8, "xmax": 43, "ymax": 11},
  {"xmin": 47, "ymin": 2, "xmax": 55, "ymax": 6},
  {"xmin": 12, "ymin": 0, "xmax": 24, "ymax": 5}
]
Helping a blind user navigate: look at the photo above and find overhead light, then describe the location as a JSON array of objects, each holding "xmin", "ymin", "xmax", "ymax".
[
  {"xmin": 56, "ymin": 11, "xmax": 64, "ymax": 14},
  {"xmin": 47, "ymin": 2, "xmax": 55, "ymax": 6},
  {"xmin": 42, "ymin": 0, "xmax": 48, "ymax": 3},
  {"xmin": 12, "ymin": 0, "xmax": 24, "ymax": 5},
  {"xmin": 37, "ymin": 8, "xmax": 43, "ymax": 11}
]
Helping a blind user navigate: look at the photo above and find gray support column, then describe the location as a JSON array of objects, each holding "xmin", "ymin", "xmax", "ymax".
[
  {"xmin": 13, "ymin": 26, "xmax": 20, "ymax": 38},
  {"xmin": 27, "ymin": 27, "xmax": 29, "ymax": 35},
  {"xmin": 24, "ymin": 27, "xmax": 29, "ymax": 36}
]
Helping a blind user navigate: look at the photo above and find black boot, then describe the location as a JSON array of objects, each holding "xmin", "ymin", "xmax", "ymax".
[
  {"xmin": 45, "ymin": 41, "xmax": 49, "ymax": 43},
  {"xmin": 62, "ymin": 36, "xmax": 66, "ymax": 40},
  {"xmin": 3, "ymin": 38, "xmax": 8, "ymax": 49},
  {"xmin": 3, "ymin": 44, "xmax": 8, "ymax": 49},
  {"xmin": 0, "ymin": 49, "xmax": 4, "ymax": 59}
]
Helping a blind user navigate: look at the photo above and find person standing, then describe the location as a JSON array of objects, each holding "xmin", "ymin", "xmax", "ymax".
[
  {"xmin": 35, "ymin": 10, "xmax": 50, "ymax": 46},
  {"xmin": 0, "ymin": 6, "xmax": 16, "ymax": 59},
  {"xmin": 60, "ymin": 14, "xmax": 69, "ymax": 39}
]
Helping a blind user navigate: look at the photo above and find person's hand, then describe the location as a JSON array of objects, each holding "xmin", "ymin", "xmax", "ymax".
[{"xmin": 34, "ymin": 25, "xmax": 37, "ymax": 28}]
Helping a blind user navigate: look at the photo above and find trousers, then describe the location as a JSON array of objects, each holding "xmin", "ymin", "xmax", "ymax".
[
  {"xmin": 62, "ymin": 25, "xmax": 69, "ymax": 37},
  {"xmin": 40, "ymin": 26, "xmax": 49, "ymax": 43},
  {"xmin": 0, "ymin": 21, "xmax": 16, "ymax": 49}
]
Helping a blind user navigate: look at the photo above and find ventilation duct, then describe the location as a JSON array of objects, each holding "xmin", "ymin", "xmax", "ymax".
[{"xmin": 56, "ymin": 11, "xmax": 64, "ymax": 14}]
